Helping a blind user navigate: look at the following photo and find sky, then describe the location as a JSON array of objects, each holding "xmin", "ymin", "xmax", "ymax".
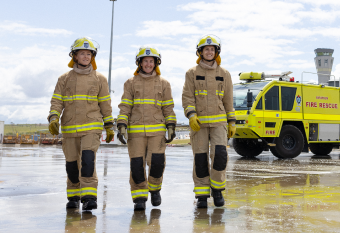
[{"xmin": 1, "ymin": 0, "xmax": 340, "ymax": 124}]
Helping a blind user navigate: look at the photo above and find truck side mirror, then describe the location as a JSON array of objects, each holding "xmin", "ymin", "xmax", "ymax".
[{"xmin": 247, "ymin": 91, "xmax": 253, "ymax": 108}]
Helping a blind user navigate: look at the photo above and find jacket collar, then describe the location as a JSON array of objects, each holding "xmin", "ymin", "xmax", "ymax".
[
  {"xmin": 199, "ymin": 60, "xmax": 217, "ymax": 70},
  {"xmin": 73, "ymin": 64, "xmax": 93, "ymax": 75}
]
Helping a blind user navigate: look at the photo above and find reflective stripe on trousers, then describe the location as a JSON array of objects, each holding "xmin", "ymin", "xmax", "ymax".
[
  {"xmin": 131, "ymin": 189, "xmax": 149, "ymax": 199},
  {"xmin": 210, "ymin": 178, "xmax": 226, "ymax": 189},
  {"xmin": 67, "ymin": 189, "xmax": 80, "ymax": 197},
  {"xmin": 81, "ymin": 187, "xmax": 97, "ymax": 197},
  {"xmin": 194, "ymin": 187, "xmax": 210, "ymax": 195},
  {"xmin": 148, "ymin": 182, "xmax": 162, "ymax": 191}
]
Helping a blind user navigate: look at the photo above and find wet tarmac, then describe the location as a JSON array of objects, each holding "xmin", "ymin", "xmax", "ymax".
[{"xmin": 1, "ymin": 144, "xmax": 340, "ymax": 232}]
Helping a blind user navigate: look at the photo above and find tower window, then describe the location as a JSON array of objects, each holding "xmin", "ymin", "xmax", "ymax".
[
  {"xmin": 325, "ymin": 59, "xmax": 328, "ymax": 67},
  {"xmin": 318, "ymin": 59, "xmax": 321, "ymax": 67}
]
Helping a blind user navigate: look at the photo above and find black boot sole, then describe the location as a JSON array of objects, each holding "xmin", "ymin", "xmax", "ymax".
[
  {"xmin": 82, "ymin": 203, "xmax": 97, "ymax": 211},
  {"xmin": 134, "ymin": 203, "xmax": 146, "ymax": 211},
  {"xmin": 66, "ymin": 201, "xmax": 79, "ymax": 209}
]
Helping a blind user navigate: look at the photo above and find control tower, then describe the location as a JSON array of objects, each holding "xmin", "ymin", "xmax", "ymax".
[{"xmin": 314, "ymin": 48, "xmax": 334, "ymax": 84}]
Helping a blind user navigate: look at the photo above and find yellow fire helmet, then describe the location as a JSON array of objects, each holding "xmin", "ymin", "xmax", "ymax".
[
  {"xmin": 196, "ymin": 34, "xmax": 221, "ymax": 56},
  {"xmin": 68, "ymin": 37, "xmax": 100, "ymax": 70},
  {"xmin": 135, "ymin": 46, "xmax": 161, "ymax": 66}
]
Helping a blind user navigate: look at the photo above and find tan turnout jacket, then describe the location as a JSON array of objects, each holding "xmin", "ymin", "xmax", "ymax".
[
  {"xmin": 182, "ymin": 61, "xmax": 236, "ymax": 127},
  {"xmin": 48, "ymin": 66, "xmax": 113, "ymax": 138},
  {"xmin": 117, "ymin": 72, "xmax": 176, "ymax": 138}
]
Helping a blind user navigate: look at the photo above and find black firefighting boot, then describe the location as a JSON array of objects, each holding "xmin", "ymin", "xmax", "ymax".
[
  {"xmin": 151, "ymin": 191, "xmax": 161, "ymax": 206},
  {"xmin": 196, "ymin": 197, "xmax": 208, "ymax": 208},
  {"xmin": 134, "ymin": 198, "xmax": 147, "ymax": 211},
  {"xmin": 212, "ymin": 189, "xmax": 224, "ymax": 207},
  {"xmin": 66, "ymin": 197, "xmax": 80, "ymax": 209},
  {"xmin": 82, "ymin": 198, "xmax": 97, "ymax": 211}
]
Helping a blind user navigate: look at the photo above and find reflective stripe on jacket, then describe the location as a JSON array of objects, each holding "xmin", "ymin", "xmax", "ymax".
[
  {"xmin": 182, "ymin": 62, "xmax": 236, "ymax": 127},
  {"xmin": 117, "ymin": 73, "xmax": 176, "ymax": 138},
  {"xmin": 48, "ymin": 69, "xmax": 113, "ymax": 137}
]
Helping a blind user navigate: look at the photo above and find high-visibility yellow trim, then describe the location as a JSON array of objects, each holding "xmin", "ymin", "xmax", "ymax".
[
  {"xmin": 133, "ymin": 99, "xmax": 163, "ymax": 106},
  {"xmin": 52, "ymin": 94, "xmax": 63, "ymax": 101},
  {"xmin": 98, "ymin": 95, "xmax": 111, "ymax": 103},
  {"xmin": 61, "ymin": 122, "xmax": 103, "ymax": 134},
  {"xmin": 162, "ymin": 99, "xmax": 174, "ymax": 106},
  {"xmin": 195, "ymin": 90, "xmax": 208, "ymax": 96},
  {"xmin": 216, "ymin": 90, "xmax": 224, "ymax": 96},
  {"xmin": 185, "ymin": 106, "xmax": 196, "ymax": 111},
  {"xmin": 50, "ymin": 110, "xmax": 61, "ymax": 117},
  {"xmin": 165, "ymin": 115, "xmax": 177, "ymax": 121},
  {"xmin": 194, "ymin": 187, "xmax": 210, "ymax": 195},
  {"xmin": 121, "ymin": 99, "xmax": 133, "ymax": 106},
  {"xmin": 131, "ymin": 189, "xmax": 149, "ymax": 199},
  {"xmin": 118, "ymin": 115, "xmax": 128, "ymax": 121},
  {"xmin": 198, "ymin": 114, "xmax": 227, "ymax": 123},
  {"xmin": 210, "ymin": 178, "xmax": 226, "ymax": 189},
  {"xmin": 148, "ymin": 182, "xmax": 162, "ymax": 191},
  {"xmin": 67, "ymin": 189, "xmax": 80, "ymax": 197},
  {"xmin": 103, "ymin": 116, "xmax": 113, "ymax": 123},
  {"xmin": 81, "ymin": 187, "xmax": 97, "ymax": 197},
  {"xmin": 52, "ymin": 94, "xmax": 98, "ymax": 102},
  {"xmin": 227, "ymin": 112, "xmax": 235, "ymax": 118},
  {"xmin": 128, "ymin": 124, "xmax": 166, "ymax": 133},
  {"xmin": 304, "ymin": 113, "xmax": 340, "ymax": 121}
]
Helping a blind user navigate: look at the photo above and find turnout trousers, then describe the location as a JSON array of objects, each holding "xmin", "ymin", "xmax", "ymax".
[
  {"xmin": 127, "ymin": 136, "xmax": 166, "ymax": 201},
  {"xmin": 190, "ymin": 125, "xmax": 229, "ymax": 198},
  {"xmin": 62, "ymin": 133, "xmax": 101, "ymax": 202}
]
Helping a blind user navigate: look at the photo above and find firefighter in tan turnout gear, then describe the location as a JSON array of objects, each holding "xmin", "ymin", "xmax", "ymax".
[
  {"xmin": 182, "ymin": 35, "xmax": 236, "ymax": 208},
  {"xmin": 48, "ymin": 37, "xmax": 114, "ymax": 211},
  {"xmin": 117, "ymin": 46, "xmax": 177, "ymax": 211}
]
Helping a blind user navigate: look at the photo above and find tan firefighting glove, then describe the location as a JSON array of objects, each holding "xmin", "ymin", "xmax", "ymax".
[
  {"xmin": 228, "ymin": 121, "xmax": 236, "ymax": 139},
  {"xmin": 105, "ymin": 125, "xmax": 115, "ymax": 143},
  {"xmin": 189, "ymin": 114, "xmax": 201, "ymax": 132},
  {"xmin": 117, "ymin": 124, "xmax": 127, "ymax": 144},
  {"xmin": 165, "ymin": 124, "xmax": 176, "ymax": 143},
  {"xmin": 49, "ymin": 117, "xmax": 59, "ymax": 135}
]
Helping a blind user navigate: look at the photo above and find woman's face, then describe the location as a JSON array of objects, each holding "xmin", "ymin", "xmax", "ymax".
[
  {"xmin": 141, "ymin": 57, "xmax": 155, "ymax": 74},
  {"xmin": 74, "ymin": 50, "xmax": 92, "ymax": 66},
  {"xmin": 201, "ymin": 45, "xmax": 216, "ymax": 61}
]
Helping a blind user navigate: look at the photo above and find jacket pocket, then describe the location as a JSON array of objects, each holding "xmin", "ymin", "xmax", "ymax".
[
  {"xmin": 153, "ymin": 113, "xmax": 165, "ymax": 124},
  {"xmin": 154, "ymin": 85, "xmax": 162, "ymax": 109},
  {"xmin": 130, "ymin": 114, "xmax": 141, "ymax": 124},
  {"xmin": 64, "ymin": 87, "xmax": 73, "ymax": 106},
  {"xmin": 134, "ymin": 84, "xmax": 142, "ymax": 108},
  {"xmin": 217, "ymin": 82, "xmax": 224, "ymax": 100},
  {"xmin": 88, "ymin": 86, "xmax": 98, "ymax": 104},
  {"xmin": 61, "ymin": 110, "xmax": 73, "ymax": 125},
  {"xmin": 194, "ymin": 81, "xmax": 207, "ymax": 113}
]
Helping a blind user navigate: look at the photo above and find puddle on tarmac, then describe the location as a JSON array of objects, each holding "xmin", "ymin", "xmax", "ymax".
[{"xmin": 1, "ymin": 145, "xmax": 340, "ymax": 232}]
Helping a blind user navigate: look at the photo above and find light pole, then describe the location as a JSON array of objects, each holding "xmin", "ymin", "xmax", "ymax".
[{"xmin": 108, "ymin": 0, "xmax": 117, "ymax": 94}]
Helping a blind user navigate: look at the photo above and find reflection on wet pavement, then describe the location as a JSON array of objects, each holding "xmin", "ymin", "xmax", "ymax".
[{"xmin": 1, "ymin": 145, "xmax": 340, "ymax": 232}]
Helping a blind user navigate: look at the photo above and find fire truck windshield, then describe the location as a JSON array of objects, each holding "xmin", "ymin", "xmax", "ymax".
[{"xmin": 233, "ymin": 82, "xmax": 269, "ymax": 110}]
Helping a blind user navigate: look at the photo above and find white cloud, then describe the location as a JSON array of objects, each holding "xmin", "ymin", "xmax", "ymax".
[{"xmin": 0, "ymin": 21, "xmax": 72, "ymax": 36}]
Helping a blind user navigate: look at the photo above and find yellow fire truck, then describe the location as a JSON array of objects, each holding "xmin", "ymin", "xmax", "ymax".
[{"xmin": 233, "ymin": 71, "xmax": 340, "ymax": 159}]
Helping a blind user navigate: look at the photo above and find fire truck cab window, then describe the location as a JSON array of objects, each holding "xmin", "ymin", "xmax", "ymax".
[
  {"xmin": 256, "ymin": 97, "xmax": 262, "ymax": 110},
  {"xmin": 281, "ymin": 86, "xmax": 297, "ymax": 111},
  {"xmin": 265, "ymin": 86, "xmax": 279, "ymax": 110}
]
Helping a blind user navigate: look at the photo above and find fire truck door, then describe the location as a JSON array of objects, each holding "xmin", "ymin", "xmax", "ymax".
[{"xmin": 263, "ymin": 86, "xmax": 281, "ymax": 137}]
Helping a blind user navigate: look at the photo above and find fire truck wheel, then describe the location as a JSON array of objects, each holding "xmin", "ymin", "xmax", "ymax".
[
  {"xmin": 309, "ymin": 143, "xmax": 333, "ymax": 156},
  {"xmin": 269, "ymin": 147, "xmax": 283, "ymax": 159},
  {"xmin": 233, "ymin": 138, "xmax": 264, "ymax": 157},
  {"xmin": 272, "ymin": 125, "xmax": 304, "ymax": 159}
]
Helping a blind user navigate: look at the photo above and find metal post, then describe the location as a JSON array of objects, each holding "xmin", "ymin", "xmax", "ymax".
[{"xmin": 108, "ymin": 0, "xmax": 117, "ymax": 93}]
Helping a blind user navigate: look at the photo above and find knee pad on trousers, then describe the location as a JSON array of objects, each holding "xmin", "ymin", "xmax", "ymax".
[
  {"xmin": 66, "ymin": 161, "xmax": 79, "ymax": 183},
  {"xmin": 195, "ymin": 153, "xmax": 209, "ymax": 178},
  {"xmin": 150, "ymin": 153, "xmax": 165, "ymax": 178},
  {"xmin": 131, "ymin": 157, "xmax": 145, "ymax": 184},
  {"xmin": 213, "ymin": 145, "xmax": 228, "ymax": 171},
  {"xmin": 81, "ymin": 150, "xmax": 95, "ymax": 177}
]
